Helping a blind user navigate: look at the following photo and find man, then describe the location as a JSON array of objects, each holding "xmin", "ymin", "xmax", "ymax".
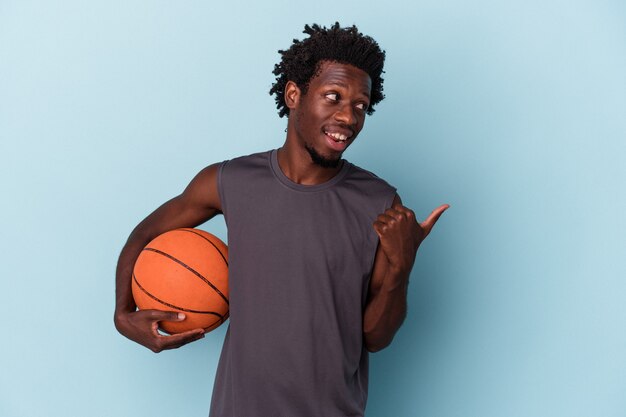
[{"xmin": 115, "ymin": 23, "xmax": 448, "ymax": 417}]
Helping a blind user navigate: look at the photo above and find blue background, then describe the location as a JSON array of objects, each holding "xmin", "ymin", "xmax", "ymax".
[{"xmin": 1, "ymin": 1, "xmax": 625, "ymax": 416}]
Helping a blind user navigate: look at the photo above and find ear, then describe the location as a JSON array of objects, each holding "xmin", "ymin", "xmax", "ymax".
[{"xmin": 284, "ymin": 81, "xmax": 301, "ymax": 110}]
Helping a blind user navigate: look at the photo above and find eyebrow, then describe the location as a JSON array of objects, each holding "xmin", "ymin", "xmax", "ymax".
[{"xmin": 325, "ymin": 81, "xmax": 371, "ymax": 99}]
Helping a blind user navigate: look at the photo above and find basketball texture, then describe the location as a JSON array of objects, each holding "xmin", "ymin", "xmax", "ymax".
[{"xmin": 132, "ymin": 228, "xmax": 229, "ymax": 334}]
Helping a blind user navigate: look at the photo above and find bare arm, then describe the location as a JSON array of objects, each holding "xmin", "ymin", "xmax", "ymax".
[
  {"xmin": 363, "ymin": 195, "xmax": 448, "ymax": 352},
  {"xmin": 114, "ymin": 163, "xmax": 223, "ymax": 352}
]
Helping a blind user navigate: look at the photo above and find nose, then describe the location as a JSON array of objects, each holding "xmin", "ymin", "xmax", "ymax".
[{"xmin": 334, "ymin": 103, "xmax": 357, "ymax": 127}]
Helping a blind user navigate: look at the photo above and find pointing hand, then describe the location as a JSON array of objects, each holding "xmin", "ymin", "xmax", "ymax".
[{"xmin": 373, "ymin": 202, "xmax": 449, "ymax": 272}]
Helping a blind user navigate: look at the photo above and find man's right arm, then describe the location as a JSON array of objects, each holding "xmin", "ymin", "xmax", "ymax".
[{"xmin": 114, "ymin": 163, "xmax": 223, "ymax": 352}]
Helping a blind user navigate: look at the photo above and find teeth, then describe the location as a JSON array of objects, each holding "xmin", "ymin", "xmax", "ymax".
[{"xmin": 326, "ymin": 131, "xmax": 348, "ymax": 141}]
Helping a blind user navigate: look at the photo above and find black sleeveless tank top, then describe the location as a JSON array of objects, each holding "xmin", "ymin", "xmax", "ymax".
[{"xmin": 210, "ymin": 150, "xmax": 396, "ymax": 417}]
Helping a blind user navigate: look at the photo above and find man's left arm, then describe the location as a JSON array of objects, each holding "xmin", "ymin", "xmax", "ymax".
[{"xmin": 363, "ymin": 194, "xmax": 449, "ymax": 352}]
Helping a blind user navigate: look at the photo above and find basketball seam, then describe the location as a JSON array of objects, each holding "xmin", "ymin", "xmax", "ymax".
[
  {"xmin": 133, "ymin": 273, "xmax": 225, "ymax": 320},
  {"xmin": 142, "ymin": 247, "xmax": 229, "ymax": 305},
  {"xmin": 180, "ymin": 228, "xmax": 229, "ymax": 267}
]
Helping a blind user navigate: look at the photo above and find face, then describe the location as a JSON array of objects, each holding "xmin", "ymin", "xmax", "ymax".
[{"xmin": 286, "ymin": 61, "xmax": 372, "ymax": 167}]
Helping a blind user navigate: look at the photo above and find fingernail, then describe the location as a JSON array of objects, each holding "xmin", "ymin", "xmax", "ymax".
[{"xmin": 178, "ymin": 313, "xmax": 186, "ymax": 320}]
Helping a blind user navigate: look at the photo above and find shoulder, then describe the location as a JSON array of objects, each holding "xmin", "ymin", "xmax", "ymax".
[
  {"xmin": 339, "ymin": 161, "xmax": 397, "ymax": 212},
  {"xmin": 217, "ymin": 150, "xmax": 274, "ymax": 212},
  {"xmin": 344, "ymin": 161, "xmax": 397, "ymax": 194},
  {"xmin": 220, "ymin": 149, "xmax": 272, "ymax": 172},
  {"xmin": 219, "ymin": 149, "xmax": 273, "ymax": 186}
]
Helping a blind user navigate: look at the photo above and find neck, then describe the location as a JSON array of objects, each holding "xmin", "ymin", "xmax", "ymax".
[{"xmin": 277, "ymin": 135, "xmax": 343, "ymax": 186}]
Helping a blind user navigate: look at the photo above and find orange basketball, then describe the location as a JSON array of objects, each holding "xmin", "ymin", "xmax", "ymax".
[{"xmin": 132, "ymin": 228, "xmax": 229, "ymax": 334}]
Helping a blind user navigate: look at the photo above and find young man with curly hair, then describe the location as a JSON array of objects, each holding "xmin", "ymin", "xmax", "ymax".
[{"xmin": 115, "ymin": 22, "xmax": 448, "ymax": 417}]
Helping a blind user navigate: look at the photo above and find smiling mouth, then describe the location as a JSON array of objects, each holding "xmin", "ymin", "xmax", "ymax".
[{"xmin": 324, "ymin": 130, "xmax": 350, "ymax": 142}]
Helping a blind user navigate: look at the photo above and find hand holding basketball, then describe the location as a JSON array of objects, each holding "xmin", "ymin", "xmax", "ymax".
[
  {"xmin": 115, "ymin": 228, "xmax": 229, "ymax": 352},
  {"xmin": 132, "ymin": 228, "xmax": 229, "ymax": 334},
  {"xmin": 115, "ymin": 309, "xmax": 205, "ymax": 353}
]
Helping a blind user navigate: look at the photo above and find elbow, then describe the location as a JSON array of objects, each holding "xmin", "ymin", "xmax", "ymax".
[
  {"xmin": 363, "ymin": 332, "xmax": 394, "ymax": 353},
  {"xmin": 365, "ymin": 342, "xmax": 387, "ymax": 353},
  {"xmin": 363, "ymin": 313, "xmax": 405, "ymax": 353},
  {"xmin": 113, "ymin": 311, "xmax": 125, "ymax": 335}
]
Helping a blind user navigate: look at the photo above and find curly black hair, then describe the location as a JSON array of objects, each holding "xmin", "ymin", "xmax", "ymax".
[{"xmin": 269, "ymin": 22, "xmax": 386, "ymax": 118}]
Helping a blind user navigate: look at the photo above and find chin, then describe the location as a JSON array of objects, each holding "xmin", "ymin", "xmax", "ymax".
[{"xmin": 305, "ymin": 143, "xmax": 342, "ymax": 168}]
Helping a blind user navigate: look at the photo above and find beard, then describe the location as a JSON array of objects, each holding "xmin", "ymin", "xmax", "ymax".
[{"xmin": 305, "ymin": 143, "xmax": 342, "ymax": 168}]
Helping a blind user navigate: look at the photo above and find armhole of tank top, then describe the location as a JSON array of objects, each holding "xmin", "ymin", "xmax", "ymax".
[
  {"xmin": 217, "ymin": 160, "xmax": 229, "ymax": 223},
  {"xmin": 364, "ymin": 185, "xmax": 399, "ymax": 292},
  {"xmin": 383, "ymin": 187, "xmax": 398, "ymax": 212}
]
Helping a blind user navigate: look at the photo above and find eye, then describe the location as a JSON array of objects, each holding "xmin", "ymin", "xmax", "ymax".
[
  {"xmin": 355, "ymin": 102, "xmax": 369, "ymax": 111},
  {"xmin": 325, "ymin": 92, "xmax": 339, "ymax": 102}
]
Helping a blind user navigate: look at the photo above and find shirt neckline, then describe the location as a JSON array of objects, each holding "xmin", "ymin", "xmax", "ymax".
[{"xmin": 269, "ymin": 149, "xmax": 351, "ymax": 192}]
